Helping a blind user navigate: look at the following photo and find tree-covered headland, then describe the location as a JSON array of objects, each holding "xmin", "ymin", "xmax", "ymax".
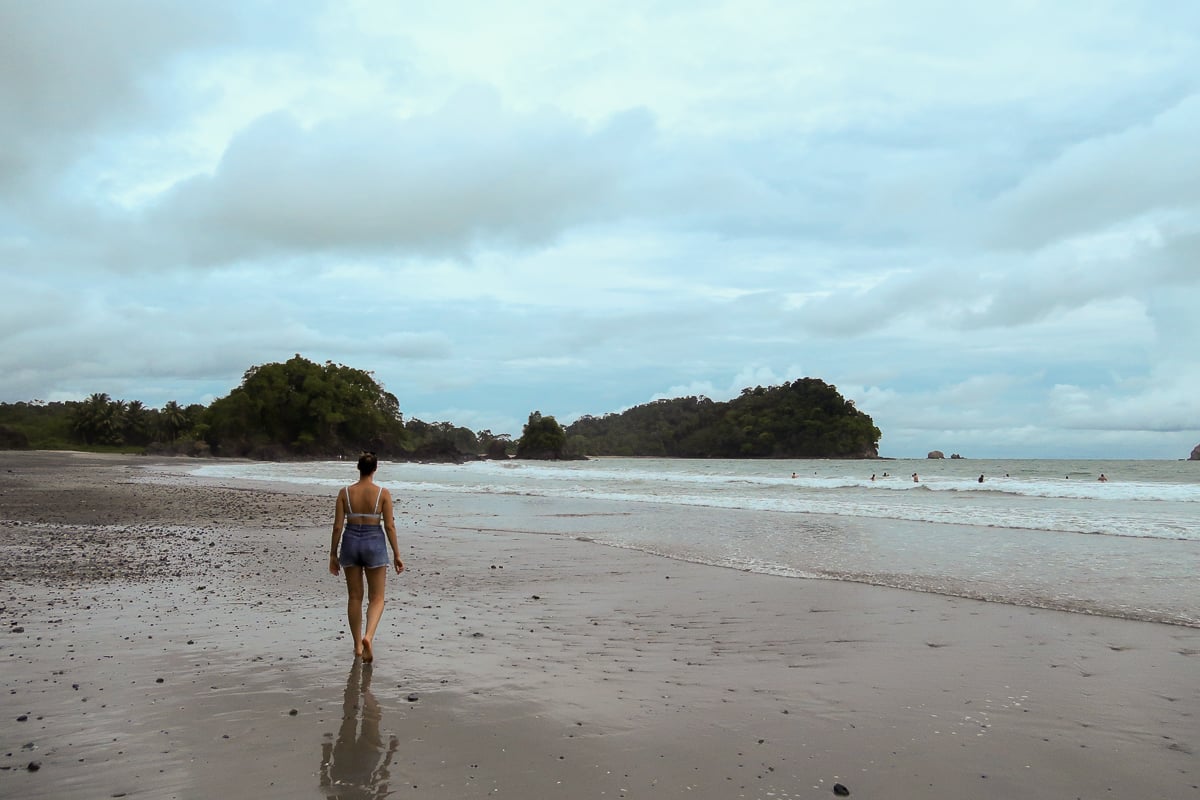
[
  {"xmin": 566, "ymin": 378, "xmax": 880, "ymax": 458},
  {"xmin": 201, "ymin": 356, "xmax": 408, "ymax": 457},
  {"xmin": 0, "ymin": 355, "xmax": 490, "ymax": 460},
  {"xmin": 0, "ymin": 358, "xmax": 879, "ymax": 460}
]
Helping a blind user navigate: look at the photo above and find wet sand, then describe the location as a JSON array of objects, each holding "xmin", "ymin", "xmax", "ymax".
[{"xmin": 1, "ymin": 451, "xmax": 1196, "ymax": 799}]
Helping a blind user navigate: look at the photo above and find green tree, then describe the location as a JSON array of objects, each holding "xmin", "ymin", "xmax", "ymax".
[
  {"xmin": 0, "ymin": 401, "xmax": 74, "ymax": 448},
  {"xmin": 563, "ymin": 379, "xmax": 880, "ymax": 458},
  {"xmin": 70, "ymin": 393, "xmax": 127, "ymax": 446},
  {"xmin": 477, "ymin": 429, "xmax": 512, "ymax": 459},
  {"xmin": 123, "ymin": 400, "xmax": 151, "ymax": 446},
  {"xmin": 161, "ymin": 400, "xmax": 188, "ymax": 442},
  {"xmin": 203, "ymin": 355, "xmax": 407, "ymax": 458},
  {"xmin": 516, "ymin": 411, "xmax": 567, "ymax": 459}
]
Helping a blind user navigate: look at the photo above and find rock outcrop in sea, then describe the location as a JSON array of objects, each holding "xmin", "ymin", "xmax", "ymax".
[
  {"xmin": 1190, "ymin": 443, "xmax": 1200, "ymax": 461},
  {"xmin": 927, "ymin": 450, "xmax": 944, "ymax": 459}
]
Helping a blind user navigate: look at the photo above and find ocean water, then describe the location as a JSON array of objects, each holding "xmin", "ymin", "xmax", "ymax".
[{"xmin": 188, "ymin": 457, "xmax": 1200, "ymax": 627}]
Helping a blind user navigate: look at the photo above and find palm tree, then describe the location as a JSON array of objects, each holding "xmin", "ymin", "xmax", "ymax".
[
  {"xmin": 70, "ymin": 393, "xmax": 126, "ymax": 446},
  {"xmin": 124, "ymin": 400, "xmax": 150, "ymax": 445},
  {"xmin": 161, "ymin": 400, "xmax": 187, "ymax": 442},
  {"xmin": 70, "ymin": 393, "xmax": 106, "ymax": 445}
]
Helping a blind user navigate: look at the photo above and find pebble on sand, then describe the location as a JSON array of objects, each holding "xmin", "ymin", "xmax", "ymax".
[{"xmin": 833, "ymin": 783, "xmax": 850, "ymax": 796}]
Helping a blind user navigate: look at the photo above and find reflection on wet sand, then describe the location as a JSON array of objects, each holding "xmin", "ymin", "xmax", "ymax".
[{"xmin": 319, "ymin": 660, "xmax": 399, "ymax": 799}]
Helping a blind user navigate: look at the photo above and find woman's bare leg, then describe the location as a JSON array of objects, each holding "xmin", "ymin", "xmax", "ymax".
[
  {"xmin": 360, "ymin": 566, "xmax": 387, "ymax": 662},
  {"xmin": 343, "ymin": 566, "xmax": 365, "ymax": 657}
]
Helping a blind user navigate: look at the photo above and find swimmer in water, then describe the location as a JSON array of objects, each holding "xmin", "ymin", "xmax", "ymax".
[{"xmin": 1098, "ymin": 473, "xmax": 1108, "ymax": 482}]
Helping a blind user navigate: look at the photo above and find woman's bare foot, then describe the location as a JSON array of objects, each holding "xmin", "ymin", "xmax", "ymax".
[
  {"xmin": 354, "ymin": 642, "xmax": 364, "ymax": 659},
  {"xmin": 361, "ymin": 637, "xmax": 374, "ymax": 663}
]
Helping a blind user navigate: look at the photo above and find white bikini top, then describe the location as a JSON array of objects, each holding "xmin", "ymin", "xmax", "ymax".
[{"xmin": 344, "ymin": 485, "xmax": 384, "ymax": 523}]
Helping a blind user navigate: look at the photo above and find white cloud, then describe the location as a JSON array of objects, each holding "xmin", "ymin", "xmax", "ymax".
[
  {"xmin": 135, "ymin": 93, "xmax": 656, "ymax": 265},
  {"xmin": 987, "ymin": 93, "xmax": 1200, "ymax": 249}
]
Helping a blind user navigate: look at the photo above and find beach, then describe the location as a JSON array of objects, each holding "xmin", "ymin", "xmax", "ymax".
[{"xmin": 1, "ymin": 452, "xmax": 1197, "ymax": 799}]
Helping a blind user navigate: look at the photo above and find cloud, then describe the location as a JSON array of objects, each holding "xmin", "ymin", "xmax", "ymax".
[
  {"xmin": 651, "ymin": 364, "xmax": 805, "ymax": 404},
  {"xmin": 135, "ymin": 88, "xmax": 657, "ymax": 265},
  {"xmin": 987, "ymin": 93, "xmax": 1200, "ymax": 249},
  {"xmin": 0, "ymin": 2, "xmax": 240, "ymax": 192}
]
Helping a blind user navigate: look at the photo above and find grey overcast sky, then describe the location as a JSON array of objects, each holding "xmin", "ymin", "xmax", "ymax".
[{"xmin": 2, "ymin": 1, "xmax": 1198, "ymax": 458}]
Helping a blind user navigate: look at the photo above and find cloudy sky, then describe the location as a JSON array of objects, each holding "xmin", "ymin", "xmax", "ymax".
[{"xmin": 2, "ymin": 1, "xmax": 1198, "ymax": 458}]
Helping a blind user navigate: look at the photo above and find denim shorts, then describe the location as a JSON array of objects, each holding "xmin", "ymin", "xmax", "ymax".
[{"xmin": 338, "ymin": 524, "xmax": 390, "ymax": 569}]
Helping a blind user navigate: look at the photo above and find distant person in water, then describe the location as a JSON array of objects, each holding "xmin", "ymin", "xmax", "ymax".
[
  {"xmin": 791, "ymin": 472, "xmax": 797, "ymax": 479},
  {"xmin": 329, "ymin": 452, "xmax": 405, "ymax": 662},
  {"xmin": 1098, "ymin": 474, "xmax": 1108, "ymax": 482},
  {"xmin": 978, "ymin": 474, "xmax": 985, "ymax": 483},
  {"xmin": 912, "ymin": 473, "xmax": 919, "ymax": 482},
  {"xmin": 870, "ymin": 473, "xmax": 876, "ymax": 481}
]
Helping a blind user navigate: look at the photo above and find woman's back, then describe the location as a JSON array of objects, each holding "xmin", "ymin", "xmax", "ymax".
[{"xmin": 344, "ymin": 482, "xmax": 385, "ymax": 524}]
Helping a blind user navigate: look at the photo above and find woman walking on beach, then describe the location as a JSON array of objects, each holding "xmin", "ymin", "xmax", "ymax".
[{"xmin": 329, "ymin": 452, "xmax": 404, "ymax": 662}]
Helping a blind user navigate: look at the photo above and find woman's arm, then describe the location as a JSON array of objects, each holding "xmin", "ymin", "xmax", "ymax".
[
  {"xmin": 381, "ymin": 489, "xmax": 404, "ymax": 574},
  {"xmin": 329, "ymin": 490, "xmax": 346, "ymax": 575}
]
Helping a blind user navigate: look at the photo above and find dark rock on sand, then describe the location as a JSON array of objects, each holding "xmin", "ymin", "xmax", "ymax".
[
  {"xmin": 406, "ymin": 693, "xmax": 419, "ymax": 702},
  {"xmin": 833, "ymin": 783, "xmax": 850, "ymax": 796}
]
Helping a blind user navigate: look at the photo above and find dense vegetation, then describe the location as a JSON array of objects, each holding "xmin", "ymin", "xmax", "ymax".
[
  {"xmin": 515, "ymin": 411, "xmax": 572, "ymax": 459},
  {"xmin": 202, "ymin": 356, "xmax": 407, "ymax": 457},
  {"xmin": 0, "ymin": 355, "xmax": 511, "ymax": 461},
  {"xmin": 0, "ymin": 396, "xmax": 205, "ymax": 453},
  {"xmin": 565, "ymin": 378, "xmax": 880, "ymax": 458},
  {"xmin": 0, "ymin": 361, "xmax": 880, "ymax": 460}
]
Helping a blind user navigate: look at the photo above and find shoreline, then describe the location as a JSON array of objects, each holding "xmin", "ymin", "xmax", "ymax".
[
  {"xmin": 1, "ymin": 451, "xmax": 1197, "ymax": 798},
  {"xmin": 181, "ymin": 453, "xmax": 1200, "ymax": 629},
  {"xmin": 12, "ymin": 447, "xmax": 1197, "ymax": 463}
]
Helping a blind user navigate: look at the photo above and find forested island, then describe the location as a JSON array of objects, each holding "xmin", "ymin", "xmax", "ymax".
[
  {"xmin": 0, "ymin": 356, "xmax": 880, "ymax": 460},
  {"xmin": 566, "ymin": 378, "xmax": 879, "ymax": 458}
]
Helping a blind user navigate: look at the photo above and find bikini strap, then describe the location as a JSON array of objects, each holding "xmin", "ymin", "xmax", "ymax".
[
  {"xmin": 373, "ymin": 486, "xmax": 384, "ymax": 514},
  {"xmin": 344, "ymin": 486, "xmax": 354, "ymax": 514}
]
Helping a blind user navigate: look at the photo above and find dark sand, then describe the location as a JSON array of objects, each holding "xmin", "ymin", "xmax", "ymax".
[{"xmin": 1, "ymin": 451, "xmax": 1196, "ymax": 799}]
